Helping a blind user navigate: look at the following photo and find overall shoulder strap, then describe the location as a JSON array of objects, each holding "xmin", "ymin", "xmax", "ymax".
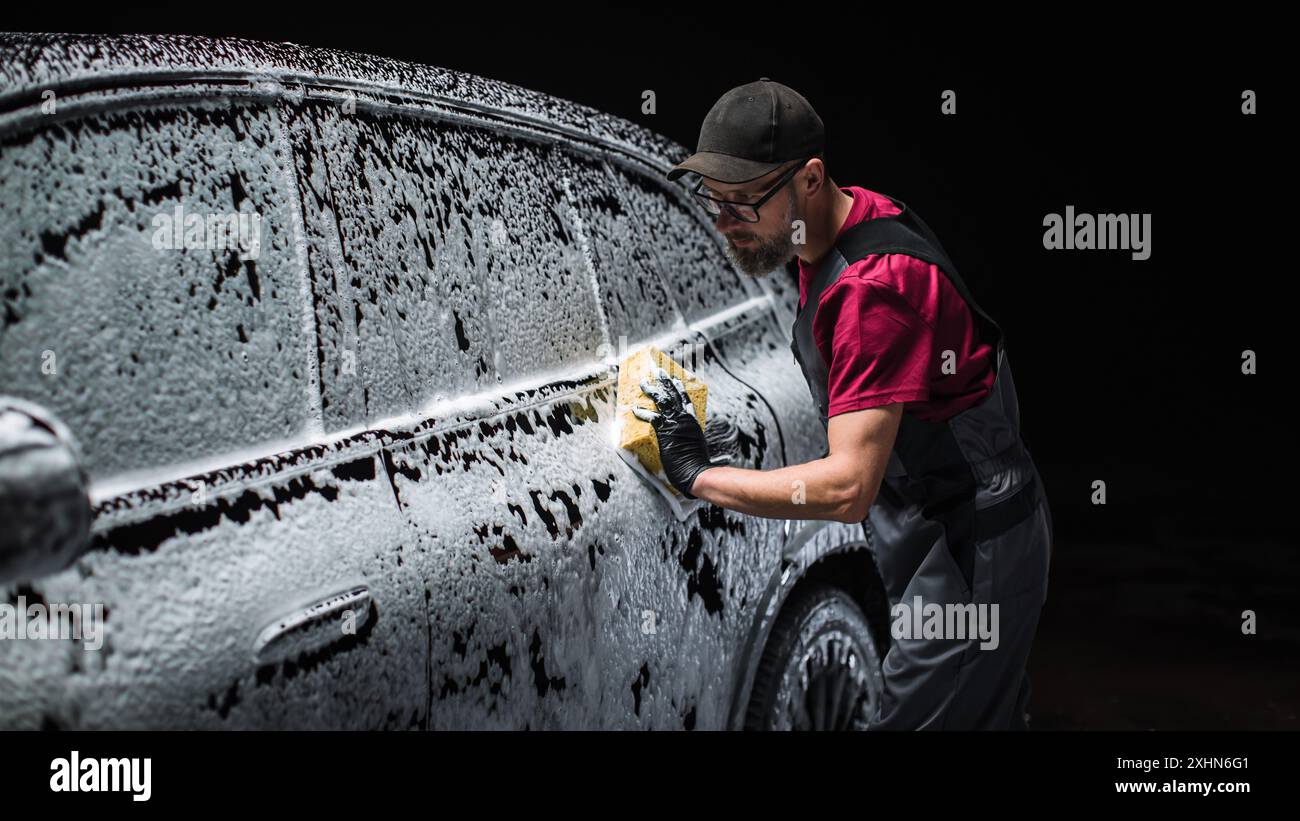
[{"xmin": 836, "ymin": 197, "xmax": 1003, "ymax": 350}]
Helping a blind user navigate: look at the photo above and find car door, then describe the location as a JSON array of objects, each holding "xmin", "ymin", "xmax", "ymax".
[
  {"xmin": 566, "ymin": 155, "xmax": 795, "ymax": 728},
  {"xmin": 0, "ymin": 92, "xmax": 428, "ymax": 729},
  {"xmin": 283, "ymin": 97, "xmax": 629, "ymax": 729}
]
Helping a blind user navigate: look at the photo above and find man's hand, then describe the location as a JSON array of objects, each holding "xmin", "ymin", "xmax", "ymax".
[{"xmin": 633, "ymin": 367, "xmax": 713, "ymax": 499}]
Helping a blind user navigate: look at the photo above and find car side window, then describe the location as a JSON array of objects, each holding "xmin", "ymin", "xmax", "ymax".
[
  {"xmin": 287, "ymin": 103, "xmax": 608, "ymax": 430},
  {"xmin": 553, "ymin": 150, "xmax": 683, "ymax": 347},
  {"xmin": 0, "ymin": 103, "xmax": 314, "ymax": 481},
  {"xmin": 606, "ymin": 162, "xmax": 762, "ymax": 324}
]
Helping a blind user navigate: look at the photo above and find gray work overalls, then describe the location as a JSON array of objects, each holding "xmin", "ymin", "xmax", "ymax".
[{"xmin": 789, "ymin": 196, "xmax": 1054, "ymax": 730}]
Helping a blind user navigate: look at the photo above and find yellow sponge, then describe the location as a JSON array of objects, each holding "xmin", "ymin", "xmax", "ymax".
[{"xmin": 617, "ymin": 345, "xmax": 707, "ymax": 478}]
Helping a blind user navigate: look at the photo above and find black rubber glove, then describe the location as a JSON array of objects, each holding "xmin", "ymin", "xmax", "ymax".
[{"xmin": 634, "ymin": 367, "xmax": 713, "ymax": 499}]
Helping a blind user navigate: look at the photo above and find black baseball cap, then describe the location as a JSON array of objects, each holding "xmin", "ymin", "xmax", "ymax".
[{"xmin": 666, "ymin": 78, "xmax": 825, "ymax": 184}]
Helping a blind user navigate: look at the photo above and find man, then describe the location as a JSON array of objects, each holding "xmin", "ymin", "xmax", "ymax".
[{"xmin": 634, "ymin": 79, "xmax": 1053, "ymax": 730}]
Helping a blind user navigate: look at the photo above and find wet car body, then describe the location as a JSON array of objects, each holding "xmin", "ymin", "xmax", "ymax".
[{"xmin": 0, "ymin": 33, "xmax": 886, "ymax": 729}]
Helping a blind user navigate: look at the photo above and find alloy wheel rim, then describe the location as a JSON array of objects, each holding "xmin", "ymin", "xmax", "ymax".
[{"xmin": 776, "ymin": 629, "xmax": 876, "ymax": 731}]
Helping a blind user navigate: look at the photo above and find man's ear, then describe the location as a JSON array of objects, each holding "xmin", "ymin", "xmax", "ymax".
[{"xmin": 801, "ymin": 157, "xmax": 828, "ymax": 197}]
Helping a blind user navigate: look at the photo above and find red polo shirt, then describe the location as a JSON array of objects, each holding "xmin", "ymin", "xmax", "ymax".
[{"xmin": 797, "ymin": 186, "xmax": 995, "ymax": 423}]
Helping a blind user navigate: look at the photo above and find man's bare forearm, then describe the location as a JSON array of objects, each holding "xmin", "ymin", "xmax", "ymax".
[{"xmin": 689, "ymin": 455, "xmax": 868, "ymax": 523}]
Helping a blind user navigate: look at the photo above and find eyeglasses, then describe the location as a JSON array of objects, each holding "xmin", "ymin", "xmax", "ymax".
[{"xmin": 691, "ymin": 159, "xmax": 806, "ymax": 223}]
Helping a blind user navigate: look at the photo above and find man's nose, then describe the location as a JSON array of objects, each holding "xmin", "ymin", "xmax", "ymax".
[{"xmin": 715, "ymin": 209, "xmax": 745, "ymax": 232}]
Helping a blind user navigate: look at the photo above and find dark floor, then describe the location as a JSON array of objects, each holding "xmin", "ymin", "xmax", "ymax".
[{"xmin": 1027, "ymin": 536, "xmax": 1300, "ymax": 730}]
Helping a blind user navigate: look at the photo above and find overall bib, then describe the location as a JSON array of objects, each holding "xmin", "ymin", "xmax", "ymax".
[{"xmin": 789, "ymin": 196, "xmax": 1054, "ymax": 730}]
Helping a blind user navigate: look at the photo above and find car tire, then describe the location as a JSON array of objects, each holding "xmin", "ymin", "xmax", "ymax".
[{"xmin": 744, "ymin": 582, "xmax": 884, "ymax": 731}]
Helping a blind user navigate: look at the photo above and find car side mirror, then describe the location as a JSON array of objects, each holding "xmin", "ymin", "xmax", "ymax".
[{"xmin": 0, "ymin": 397, "xmax": 92, "ymax": 584}]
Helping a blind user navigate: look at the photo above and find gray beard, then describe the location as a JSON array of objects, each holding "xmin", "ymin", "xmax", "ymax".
[{"xmin": 723, "ymin": 193, "xmax": 802, "ymax": 278}]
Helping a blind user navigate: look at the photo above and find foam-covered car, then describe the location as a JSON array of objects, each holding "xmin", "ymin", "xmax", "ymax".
[{"xmin": 0, "ymin": 33, "xmax": 888, "ymax": 730}]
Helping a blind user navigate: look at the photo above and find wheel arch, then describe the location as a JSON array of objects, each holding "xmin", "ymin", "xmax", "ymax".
[{"xmin": 725, "ymin": 521, "xmax": 891, "ymax": 730}]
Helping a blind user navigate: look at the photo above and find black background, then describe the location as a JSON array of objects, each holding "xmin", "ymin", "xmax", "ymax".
[{"xmin": 5, "ymin": 9, "xmax": 1294, "ymax": 729}]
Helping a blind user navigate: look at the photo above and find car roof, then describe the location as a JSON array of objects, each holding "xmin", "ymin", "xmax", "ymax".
[{"xmin": 0, "ymin": 32, "xmax": 687, "ymax": 174}]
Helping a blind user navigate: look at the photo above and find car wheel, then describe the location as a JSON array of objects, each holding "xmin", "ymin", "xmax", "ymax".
[{"xmin": 744, "ymin": 582, "xmax": 884, "ymax": 731}]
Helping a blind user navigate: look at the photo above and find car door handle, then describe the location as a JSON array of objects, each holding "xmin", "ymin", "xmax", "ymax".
[{"xmin": 252, "ymin": 583, "xmax": 372, "ymax": 666}]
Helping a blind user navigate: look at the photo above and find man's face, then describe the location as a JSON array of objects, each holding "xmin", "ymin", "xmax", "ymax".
[{"xmin": 701, "ymin": 164, "xmax": 803, "ymax": 278}]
